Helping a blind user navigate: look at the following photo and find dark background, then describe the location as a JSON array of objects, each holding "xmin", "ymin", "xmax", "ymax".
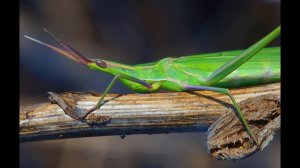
[{"xmin": 20, "ymin": 0, "xmax": 280, "ymax": 167}]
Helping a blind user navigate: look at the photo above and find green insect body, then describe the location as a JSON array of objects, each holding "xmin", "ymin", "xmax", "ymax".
[
  {"xmin": 88, "ymin": 47, "xmax": 280, "ymax": 93},
  {"xmin": 25, "ymin": 26, "xmax": 281, "ymax": 146}
]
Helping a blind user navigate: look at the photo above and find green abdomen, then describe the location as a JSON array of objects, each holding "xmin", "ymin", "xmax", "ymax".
[
  {"xmin": 171, "ymin": 47, "xmax": 280, "ymax": 88},
  {"xmin": 131, "ymin": 47, "xmax": 280, "ymax": 92}
]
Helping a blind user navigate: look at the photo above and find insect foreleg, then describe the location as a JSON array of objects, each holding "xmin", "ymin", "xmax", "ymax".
[
  {"xmin": 80, "ymin": 74, "xmax": 152, "ymax": 121},
  {"xmin": 80, "ymin": 74, "xmax": 122, "ymax": 120},
  {"xmin": 184, "ymin": 85, "xmax": 258, "ymax": 145}
]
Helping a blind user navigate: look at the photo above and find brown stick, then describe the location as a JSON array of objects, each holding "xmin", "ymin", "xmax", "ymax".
[
  {"xmin": 20, "ymin": 83, "xmax": 280, "ymax": 142},
  {"xmin": 207, "ymin": 94, "xmax": 280, "ymax": 160}
]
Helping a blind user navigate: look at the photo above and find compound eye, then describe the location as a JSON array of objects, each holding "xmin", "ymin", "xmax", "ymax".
[{"xmin": 95, "ymin": 60, "xmax": 107, "ymax": 68}]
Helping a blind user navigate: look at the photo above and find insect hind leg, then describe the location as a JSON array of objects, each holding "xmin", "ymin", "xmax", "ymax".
[{"xmin": 184, "ymin": 85, "xmax": 258, "ymax": 145}]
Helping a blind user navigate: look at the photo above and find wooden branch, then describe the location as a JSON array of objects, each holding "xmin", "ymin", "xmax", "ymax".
[
  {"xmin": 20, "ymin": 83, "xmax": 280, "ymax": 142},
  {"xmin": 207, "ymin": 94, "xmax": 280, "ymax": 160}
]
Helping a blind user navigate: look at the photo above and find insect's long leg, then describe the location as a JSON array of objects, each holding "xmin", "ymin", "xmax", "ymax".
[
  {"xmin": 80, "ymin": 74, "xmax": 122, "ymax": 120},
  {"xmin": 184, "ymin": 85, "xmax": 258, "ymax": 145},
  {"xmin": 80, "ymin": 74, "xmax": 153, "ymax": 120},
  {"xmin": 206, "ymin": 26, "xmax": 280, "ymax": 85}
]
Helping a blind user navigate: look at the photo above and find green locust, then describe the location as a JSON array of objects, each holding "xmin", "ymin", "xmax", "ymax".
[{"xmin": 25, "ymin": 26, "xmax": 280, "ymax": 145}]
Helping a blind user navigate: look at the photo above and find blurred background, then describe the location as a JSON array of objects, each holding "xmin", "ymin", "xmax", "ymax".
[{"xmin": 20, "ymin": 0, "xmax": 280, "ymax": 168}]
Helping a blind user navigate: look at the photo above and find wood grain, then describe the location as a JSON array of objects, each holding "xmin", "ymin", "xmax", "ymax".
[
  {"xmin": 20, "ymin": 83, "xmax": 280, "ymax": 142},
  {"xmin": 207, "ymin": 94, "xmax": 280, "ymax": 160}
]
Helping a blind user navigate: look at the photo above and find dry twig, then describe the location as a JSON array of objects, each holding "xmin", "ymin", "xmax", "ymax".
[{"xmin": 20, "ymin": 83, "xmax": 280, "ymax": 146}]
